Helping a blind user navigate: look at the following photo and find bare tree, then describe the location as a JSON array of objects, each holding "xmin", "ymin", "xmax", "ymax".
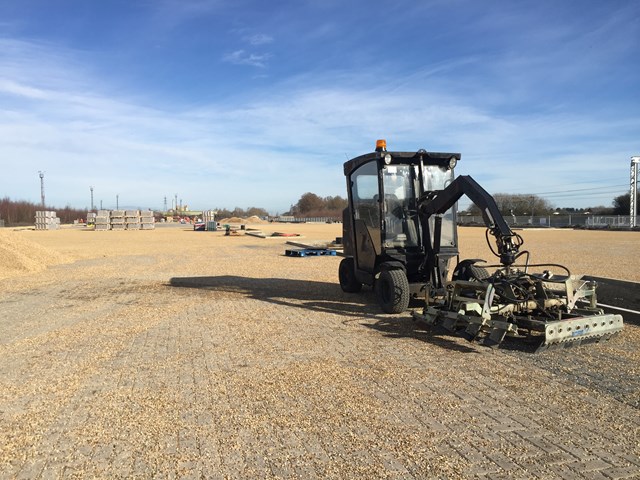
[
  {"xmin": 296, "ymin": 193, "xmax": 325, "ymax": 214},
  {"xmin": 0, "ymin": 197, "xmax": 88, "ymax": 226},
  {"xmin": 463, "ymin": 193, "xmax": 553, "ymax": 216}
]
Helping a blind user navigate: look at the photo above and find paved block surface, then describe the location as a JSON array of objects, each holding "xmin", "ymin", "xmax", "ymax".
[{"xmin": 1, "ymin": 228, "xmax": 639, "ymax": 479}]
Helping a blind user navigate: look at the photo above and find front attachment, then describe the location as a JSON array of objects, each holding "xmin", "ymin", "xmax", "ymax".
[
  {"xmin": 537, "ymin": 313, "xmax": 623, "ymax": 351},
  {"xmin": 412, "ymin": 268, "xmax": 624, "ymax": 352}
]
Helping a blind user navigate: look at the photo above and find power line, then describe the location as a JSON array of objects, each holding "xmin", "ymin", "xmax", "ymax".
[
  {"xmin": 459, "ymin": 183, "xmax": 627, "ymax": 204},
  {"xmin": 541, "ymin": 190, "xmax": 627, "ymax": 200},
  {"xmin": 495, "ymin": 183, "xmax": 627, "ymax": 196},
  {"xmin": 458, "ymin": 190, "xmax": 626, "ymax": 209},
  {"xmin": 529, "ymin": 184, "xmax": 628, "ymax": 195}
]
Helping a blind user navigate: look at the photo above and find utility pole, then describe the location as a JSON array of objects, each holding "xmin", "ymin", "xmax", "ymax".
[
  {"xmin": 174, "ymin": 193, "xmax": 178, "ymax": 213},
  {"xmin": 100, "ymin": 200, "xmax": 103, "ymax": 210},
  {"xmin": 529, "ymin": 196, "xmax": 535, "ymax": 224},
  {"xmin": 38, "ymin": 171, "xmax": 45, "ymax": 208},
  {"xmin": 631, "ymin": 156, "xmax": 640, "ymax": 229},
  {"xmin": 90, "ymin": 186, "xmax": 94, "ymax": 211},
  {"xmin": 164, "ymin": 196, "xmax": 168, "ymax": 212},
  {"xmin": 116, "ymin": 194, "xmax": 119, "ymax": 210}
]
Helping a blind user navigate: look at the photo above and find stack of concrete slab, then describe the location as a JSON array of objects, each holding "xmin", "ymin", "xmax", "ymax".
[
  {"xmin": 35, "ymin": 211, "xmax": 60, "ymax": 230},
  {"xmin": 86, "ymin": 212, "xmax": 97, "ymax": 224},
  {"xmin": 95, "ymin": 210, "xmax": 110, "ymax": 231},
  {"xmin": 92, "ymin": 210, "xmax": 155, "ymax": 231},
  {"xmin": 125, "ymin": 210, "xmax": 140, "ymax": 230},
  {"xmin": 111, "ymin": 210, "xmax": 125, "ymax": 231},
  {"xmin": 203, "ymin": 209, "xmax": 217, "ymax": 231},
  {"xmin": 140, "ymin": 210, "xmax": 155, "ymax": 230}
]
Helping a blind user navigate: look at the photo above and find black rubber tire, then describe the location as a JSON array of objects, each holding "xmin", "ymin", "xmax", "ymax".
[
  {"xmin": 468, "ymin": 264, "xmax": 490, "ymax": 281},
  {"xmin": 453, "ymin": 259, "xmax": 490, "ymax": 281},
  {"xmin": 339, "ymin": 258, "xmax": 362, "ymax": 293},
  {"xmin": 375, "ymin": 268, "xmax": 410, "ymax": 314}
]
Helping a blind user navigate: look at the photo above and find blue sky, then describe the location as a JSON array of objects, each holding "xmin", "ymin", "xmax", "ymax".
[{"xmin": 0, "ymin": 0, "xmax": 638, "ymax": 213}]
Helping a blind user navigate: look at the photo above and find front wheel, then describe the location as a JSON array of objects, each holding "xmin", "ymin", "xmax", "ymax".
[
  {"xmin": 339, "ymin": 258, "xmax": 362, "ymax": 293},
  {"xmin": 375, "ymin": 268, "xmax": 410, "ymax": 314}
]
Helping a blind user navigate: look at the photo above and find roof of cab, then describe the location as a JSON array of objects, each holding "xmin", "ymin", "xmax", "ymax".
[{"xmin": 343, "ymin": 150, "xmax": 461, "ymax": 177}]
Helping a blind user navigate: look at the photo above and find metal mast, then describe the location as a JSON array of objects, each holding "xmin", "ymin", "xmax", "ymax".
[
  {"xmin": 90, "ymin": 186, "xmax": 94, "ymax": 211},
  {"xmin": 38, "ymin": 171, "xmax": 45, "ymax": 208},
  {"xmin": 631, "ymin": 156, "xmax": 639, "ymax": 228}
]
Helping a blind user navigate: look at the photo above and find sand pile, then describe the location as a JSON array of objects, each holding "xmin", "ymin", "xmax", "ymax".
[
  {"xmin": 218, "ymin": 217, "xmax": 245, "ymax": 224},
  {"xmin": 245, "ymin": 215, "xmax": 269, "ymax": 224},
  {"xmin": 218, "ymin": 216, "xmax": 269, "ymax": 224},
  {"xmin": 0, "ymin": 230, "xmax": 69, "ymax": 280}
]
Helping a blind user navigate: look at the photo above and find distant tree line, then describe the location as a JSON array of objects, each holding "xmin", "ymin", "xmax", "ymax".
[
  {"xmin": 0, "ymin": 197, "xmax": 89, "ymax": 226},
  {"xmin": 285, "ymin": 193, "xmax": 348, "ymax": 218},
  {"xmin": 463, "ymin": 194, "xmax": 554, "ymax": 217},
  {"xmin": 214, "ymin": 206, "xmax": 270, "ymax": 219},
  {"xmin": 611, "ymin": 192, "xmax": 636, "ymax": 215},
  {"xmin": 2, "ymin": 190, "xmax": 634, "ymax": 227},
  {"xmin": 211, "ymin": 195, "xmax": 348, "ymax": 220},
  {"xmin": 462, "ymin": 191, "xmax": 637, "ymax": 217}
]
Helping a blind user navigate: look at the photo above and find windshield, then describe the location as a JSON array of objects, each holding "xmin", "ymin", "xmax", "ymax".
[
  {"xmin": 382, "ymin": 165, "xmax": 419, "ymax": 247},
  {"xmin": 422, "ymin": 165, "xmax": 457, "ymax": 248}
]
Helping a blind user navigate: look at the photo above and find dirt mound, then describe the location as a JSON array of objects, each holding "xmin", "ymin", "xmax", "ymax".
[
  {"xmin": 0, "ymin": 230, "xmax": 69, "ymax": 280},
  {"xmin": 245, "ymin": 215, "xmax": 268, "ymax": 224},
  {"xmin": 218, "ymin": 216, "xmax": 269, "ymax": 224},
  {"xmin": 218, "ymin": 217, "xmax": 245, "ymax": 224}
]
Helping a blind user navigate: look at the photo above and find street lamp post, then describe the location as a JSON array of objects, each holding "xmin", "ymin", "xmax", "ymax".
[
  {"xmin": 38, "ymin": 171, "xmax": 45, "ymax": 208},
  {"xmin": 631, "ymin": 156, "xmax": 640, "ymax": 229}
]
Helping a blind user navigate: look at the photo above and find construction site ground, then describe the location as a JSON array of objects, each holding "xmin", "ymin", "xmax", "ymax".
[{"xmin": 1, "ymin": 224, "xmax": 639, "ymax": 479}]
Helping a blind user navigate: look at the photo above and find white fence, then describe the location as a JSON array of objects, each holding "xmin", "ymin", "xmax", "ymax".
[
  {"xmin": 275, "ymin": 214, "xmax": 639, "ymax": 228},
  {"xmin": 587, "ymin": 216, "xmax": 639, "ymax": 228},
  {"xmin": 458, "ymin": 214, "xmax": 639, "ymax": 229},
  {"xmin": 272, "ymin": 216, "xmax": 339, "ymax": 223}
]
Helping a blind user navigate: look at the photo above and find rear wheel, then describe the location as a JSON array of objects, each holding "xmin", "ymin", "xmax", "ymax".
[
  {"xmin": 375, "ymin": 268, "xmax": 410, "ymax": 313},
  {"xmin": 453, "ymin": 259, "xmax": 490, "ymax": 281},
  {"xmin": 468, "ymin": 264, "xmax": 490, "ymax": 281},
  {"xmin": 339, "ymin": 258, "xmax": 362, "ymax": 293}
]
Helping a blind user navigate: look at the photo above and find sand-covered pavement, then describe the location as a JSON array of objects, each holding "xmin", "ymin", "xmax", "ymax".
[{"xmin": 1, "ymin": 224, "xmax": 639, "ymax": 478}]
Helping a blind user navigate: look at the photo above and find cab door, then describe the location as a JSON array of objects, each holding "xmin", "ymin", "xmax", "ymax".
[{"xmin": 348, "ymin": 161, "xmax": 381, "ymax": 274}]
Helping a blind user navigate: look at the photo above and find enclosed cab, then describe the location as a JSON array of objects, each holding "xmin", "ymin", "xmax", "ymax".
[{"xmin": 340, "ymin": 140, "xmax": 461, "ymax": 313}]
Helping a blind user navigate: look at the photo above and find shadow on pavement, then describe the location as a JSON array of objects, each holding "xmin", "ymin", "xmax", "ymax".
[
  {"xmin": 168, "ymin": 275, "xmax": 478, "ymax": 352},
  {"xmin": 168, "ymin": 275, "xmax": 379, "ymax": 318},
  {"xmin": 363, "ymin": 316, "xmax": 480, "ymax": 353}
]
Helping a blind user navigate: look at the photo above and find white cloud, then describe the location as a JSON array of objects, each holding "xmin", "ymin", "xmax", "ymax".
[
  {"xmin": 222, "ymin": 49, "xmax": 271, "ymax": 68},
  {"xmin": 0, "ymin": 32, "xmax": 637, "ymax": 213},
  {"xmin": 0, "ymin": 79, "xmax": 49, "ymax": 99},
  {"xmin": 245, "ymin": 33, "xmax": 273, "ymax": 46}
]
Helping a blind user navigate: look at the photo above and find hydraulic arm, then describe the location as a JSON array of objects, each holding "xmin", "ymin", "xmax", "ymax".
[
  {"xmin": 415, "ymin": 175, "xmax": 622, "ymax": 350},
  {"xmin": 418, "ymin": 175, "xmax": 523, "ymax": 267}
]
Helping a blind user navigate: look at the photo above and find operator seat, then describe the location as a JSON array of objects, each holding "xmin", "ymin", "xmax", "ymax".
[{"xmin": 383, "ymin": 194, "xmax": 404, "ymax": 236}]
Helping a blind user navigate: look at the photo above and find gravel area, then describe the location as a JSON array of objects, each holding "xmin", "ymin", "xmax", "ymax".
[{"xmin": 1, "ymin": 224, "xmax": 639, "ymax": 479}]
